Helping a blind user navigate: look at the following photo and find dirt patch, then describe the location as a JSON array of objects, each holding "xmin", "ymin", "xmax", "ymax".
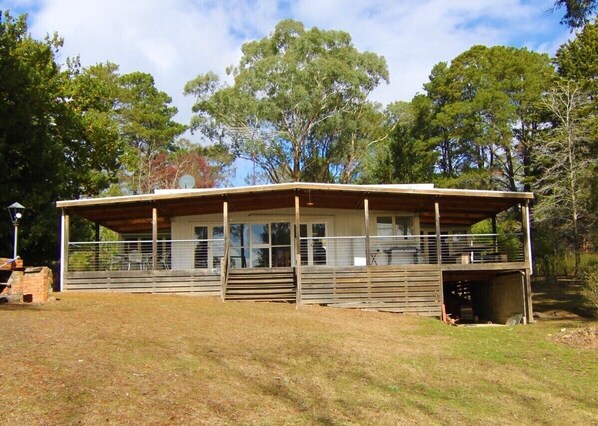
[{"xmin": 553, "ymin": 326, "xmax": 598, "ymax": 349}]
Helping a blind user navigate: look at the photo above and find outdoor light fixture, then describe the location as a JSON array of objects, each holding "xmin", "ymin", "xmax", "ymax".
[
  {"xmin": 306, "ymin": 190, "xmax": 314, "ymax": 206},
  {"xmin": 7, "ymin": 202, "xmax": 25, "ymax": 259}
]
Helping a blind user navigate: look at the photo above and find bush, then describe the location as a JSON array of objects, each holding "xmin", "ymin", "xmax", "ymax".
[{"xmin": 581, "ymin": 264, "xmax": 598, "ymax": 317}]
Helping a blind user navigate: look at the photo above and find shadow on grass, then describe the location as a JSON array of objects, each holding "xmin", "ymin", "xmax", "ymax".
[{"xmin": 532, "ymin": 278, "xmax": 596, "ymax": 320}]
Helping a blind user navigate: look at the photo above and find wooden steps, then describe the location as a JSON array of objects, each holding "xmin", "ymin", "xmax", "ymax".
[{"xmin": 225, "ymin": 268, "xmax": 295, "ymax": 302}]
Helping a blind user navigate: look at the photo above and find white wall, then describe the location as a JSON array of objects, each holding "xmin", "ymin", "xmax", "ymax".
[{"xmin": 170, "ymin": 207, "xmax": 422, "ymax": 268}]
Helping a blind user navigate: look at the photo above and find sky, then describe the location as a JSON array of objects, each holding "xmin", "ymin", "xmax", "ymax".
[{"xmin": 1, "ymin": 0, "xmax": 572, "ymax": 184}]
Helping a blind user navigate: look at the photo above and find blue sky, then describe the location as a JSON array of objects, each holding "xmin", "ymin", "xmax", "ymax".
[{"xmin": 1, "ymin": 0, "xmax": 571, "ymax": 184}]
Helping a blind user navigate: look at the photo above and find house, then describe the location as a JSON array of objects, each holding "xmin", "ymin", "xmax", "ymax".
[{"xmin": 56, "ymin": 182, "xmax": 534, "ymax": 323}]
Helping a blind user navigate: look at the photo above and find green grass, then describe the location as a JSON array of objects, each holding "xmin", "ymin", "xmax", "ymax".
[{"xmin": 0, "ymin": 292, "xmax": 596, "ymax": 425}]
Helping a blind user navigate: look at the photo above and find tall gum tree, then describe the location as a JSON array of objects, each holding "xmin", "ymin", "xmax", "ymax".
[{"xmin": 184, "ymin": 19, "xmax": 389, "ymax": 183}]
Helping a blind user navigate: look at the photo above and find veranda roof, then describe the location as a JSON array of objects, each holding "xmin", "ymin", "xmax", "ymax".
[{"xmin": 56, "ymin": 183, "xmax": 533, "ymax": 233}]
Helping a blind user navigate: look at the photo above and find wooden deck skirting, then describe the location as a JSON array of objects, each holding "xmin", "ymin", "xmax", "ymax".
[
  {"xmin": 301, "ymin": 265, "xmax": 443, "ymax": 317},
  {"xmin": 63, "ymin": 269, "xmax": 221, "ymax": 295},
  {"xmin": 64, "ymin": 265, "xmax": 443, "ymax": 316}
]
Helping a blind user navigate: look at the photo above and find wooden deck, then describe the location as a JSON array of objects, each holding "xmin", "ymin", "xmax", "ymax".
[{"xmin": 62, "ymin": 261, "xmax": 530, "ymax": 319}]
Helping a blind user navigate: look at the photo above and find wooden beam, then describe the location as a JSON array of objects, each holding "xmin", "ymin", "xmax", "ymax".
[
  {"xmin": 364, "ymin": 197, "xmax": 370, "ymax": 265},
  {"xmin": 94, "ymin": 222, "xmax": 100, "ymax": 272},
  {"xmin": 222, "ymin": 200, "xmax": 229, "ymax": 301},
  {"xmin": 521, "ymin": 201, "xmax": 533, "ymax": 323},
  {"xmin": 521, "ymin": 201, "xmax": 532, "ymax": 271},
  {"xmin": 434, "ymin": 202, "xmax": 442, "ymax": 265},
  {"xmin": 295, "ymin": 194, "xmax": 302, "ymax": 307},
  {"xmin": 60, "ymin": 210, "xmax": 69, "ymax": 291},
  {"xmin": 152, "ymin": 207, "xmax": 158, "ymax": 270}
]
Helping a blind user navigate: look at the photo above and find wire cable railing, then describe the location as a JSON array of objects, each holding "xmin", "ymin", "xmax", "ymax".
[{"xmin": 67, "ymin": 233, "xmax": 524, "ymax": 272}]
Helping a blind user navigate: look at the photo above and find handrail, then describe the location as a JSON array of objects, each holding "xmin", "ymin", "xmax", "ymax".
[{"xmin": 221, "ymin": 243, "xmax": 230, "ymax": 301}]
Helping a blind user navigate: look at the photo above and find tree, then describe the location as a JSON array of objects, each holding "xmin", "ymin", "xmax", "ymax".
[
  {"xmin": 362, "ymin": 99, "xmax": 436, "ymax": 184},
  {"xmin": 117, "ymin": 72, "xmax": 187, "ymax": 193},
  {"xmin": 64, "ymin": 61, "xmax": 125, "ymax": 194},
  {"xmin": 420, "ymin": 46, "xmax": 555, "ymax": 191},
  {"xmin": 0, "ymin": 11, "xmax": 84, "ymax": 264},
  {"xmin": 184, "ymin": 19, "xmax": 389, "ymax": 183},
  {"xmin": 144, "ymin": 139, "xmax": 234, "ymax": 189},
  {"xmin": 534, "ymin": 80, "xmax": 595, "ymax": 275},
  {"xmin": 0, "ymin": 11, "xmax": 190, "ymax": 264},
  {"xmin": 553, "ymin": 18, "xmax": 598, "ymax": 252},
  {"xmin": 554, "ymin": 0, "xmax": 598, "ymax": 29}
]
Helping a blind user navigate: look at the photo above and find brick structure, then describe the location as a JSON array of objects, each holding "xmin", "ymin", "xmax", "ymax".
[{"xmin": 0, "ymin": 258, "xmax": 53, "ymax": 303}]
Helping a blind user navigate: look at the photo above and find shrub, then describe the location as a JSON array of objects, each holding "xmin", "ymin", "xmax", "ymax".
[{"xmin": 581, "ymin": 264, "xmax": 598, "ymax": 317}]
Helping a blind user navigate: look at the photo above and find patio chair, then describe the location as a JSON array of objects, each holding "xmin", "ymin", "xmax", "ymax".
[{"xmin": 127, "ymin": 251, "xmax": 144, "ymax": 270}]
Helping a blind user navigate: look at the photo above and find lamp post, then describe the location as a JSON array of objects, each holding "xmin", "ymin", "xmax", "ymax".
[{"xmin": 7, "ymin": 202, "xmax": 25, "ymax": 259}]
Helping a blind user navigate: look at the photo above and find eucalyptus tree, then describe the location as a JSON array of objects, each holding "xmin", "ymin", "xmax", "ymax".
[
  {"xmin": 184, "ymin": 19, "xmax": 389, "ymax": 183},
  {"xmin": 534, "ymin": 80, "xmax": 594, "ymax": 274},
  {"xmin": 552, "ymin": 18, "xmax": 598, "ymax": 254}
]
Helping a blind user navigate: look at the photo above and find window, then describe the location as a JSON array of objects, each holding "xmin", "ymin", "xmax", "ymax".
[
  {"xmin": 376, "ymin": 216, "xmax": 413, "ymax": 236},
  {"xmin": 271, "ymin": 222, "xmax": 291, "ymax": 267},
  {"xmin": 230, "ymin": 224, "xmax": 249, "ymax": 268},
  {"xmin": 300, "ymin": 223, "xmax": 327, "ymax": 266}
]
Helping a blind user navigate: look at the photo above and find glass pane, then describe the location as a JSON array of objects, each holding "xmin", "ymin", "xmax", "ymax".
[
  {"xmin": 251, "ymin": 248, "xmax": 269, "ymax": 268},
  {"xmin": 377, "ymin": 217, "xmax": 393, "ymax": 236},
  {"xmin": 395, "ymin": 217, "xmax": 413, "ymax": 236},
  {"xmin": 271, "ymin": 222, "xmax": 291, "ymax": 245},
  {"xmin": 272, "ymin": 247, "xmax": 291, "ymax": 267},
  {"xmin": 251, "ymin": 224, "xmax": 269, "ymax": 245},
  {"xmin": 212, "ymin": 226, "xmax": 224, "ymax": 239},
  {"xmin": 300, "ymin": 224, "xmax": 308, "ymax": 265},
  {"xmin": 230, "ymin": 224, "xmax": 249, "ymax": 247},
  {"xmin": 312, "ymin": 223, "xmax": 326, "ymax": 238},
  {"xmin": 194, "ymin": 226, "xmax": 208, "ymax": 240},
  {"xmin": 230, "ymin": 247, "xmax": 248, "ymax": 268}
]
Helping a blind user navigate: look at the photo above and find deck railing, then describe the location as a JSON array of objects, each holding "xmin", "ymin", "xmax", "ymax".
[
  {"xmin": 67, "ymin": 239, "xmax": 224, "ymax": 272},
  {"xmin": 300, "ymin": 233, "xmax": 524, "ymax": 267},
  {"xmin": 67, "ymin": 233, "xmax": 524, "ymax": 272}
]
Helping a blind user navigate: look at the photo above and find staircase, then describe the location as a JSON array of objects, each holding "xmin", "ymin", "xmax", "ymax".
[{"xmin": 225, "ymin": 268, "xmax": 296, "ymax": 302}]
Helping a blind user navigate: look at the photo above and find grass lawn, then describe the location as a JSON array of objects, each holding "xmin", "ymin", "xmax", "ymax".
[{"xmin": 1, "ymin": 284, "xmax": 597, "ymax": 425}]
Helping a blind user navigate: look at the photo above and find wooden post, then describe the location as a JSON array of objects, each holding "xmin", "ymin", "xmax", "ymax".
[
  {"xmin": 364, "ymin": 197, "xmax": 370, "ymax": 265},
  {"xmin": 491, "ymin": 215, "xmax": 498, "ymax": 252},
  {"xmin": 521, "ymin": 201, "xmax": 534, "ymax": 323},
  {"xmin": 434, "ymin": 202, "xmax": 442, "ymax": 265},
  {"xmin": 521, "ymin": 201, "xmax": 533, "ymax": 270},
  {"xmin": 434, "ymin": 201, "xmax": 445, "ymax": 317},
  {"xmin": 295, "ymin": 194, "xmax": 302, "ymax": 307},
  {"xmin": 60, "ymin": 210, "xmax": 70, "ymax": 291},
  {"xmin": 221, "ymin": 200, "xmax": 229, "ymax": 301},
  {"xmin": 152, "ymin": 207, "xmax": 158, "ymax": 270},
  {"xmin": 94, "ymin": 222, "xmax": 100, "ymax": 271}
]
